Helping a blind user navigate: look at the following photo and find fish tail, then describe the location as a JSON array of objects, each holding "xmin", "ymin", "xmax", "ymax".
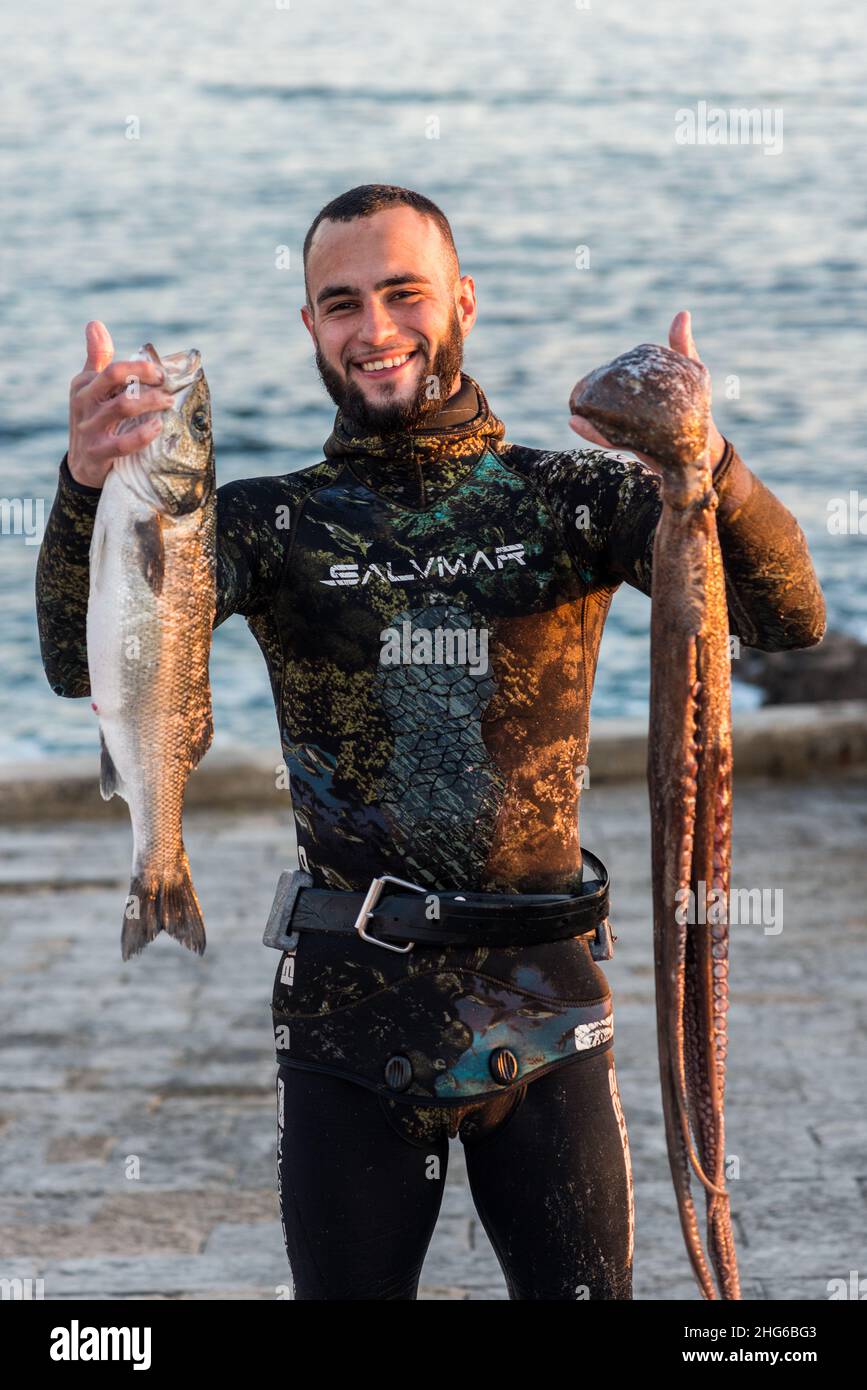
[{"xmin": 121, "ymin": 855, "xmax": 206, "ymax": 960}]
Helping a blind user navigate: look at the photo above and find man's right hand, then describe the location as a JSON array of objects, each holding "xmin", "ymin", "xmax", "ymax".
[{"xmin": 67, "ymin": 320, "xmax": 176, "ymax": 488}]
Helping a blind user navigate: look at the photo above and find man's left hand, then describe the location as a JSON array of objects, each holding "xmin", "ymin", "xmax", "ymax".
[{"xmin": 568, "ymin": 310, "xmax": 726, "ymax": 472}]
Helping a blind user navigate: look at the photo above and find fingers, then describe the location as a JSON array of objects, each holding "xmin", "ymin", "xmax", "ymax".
[
  {"xmin": 669, "ymin": 309, "xmax": 701, "ymax": 362},
  {"xmin": 68, "ymin": 330, "xmax": 170, "ymax": 485},
  {"xmin": 71, "ymin": 357, "xmax": 166, "ymax": 405},
  {"xmin": 89, "ymin": 358, "xmax": 167, "ymax": 400},
  {"xmin": 569, "ymin": 414, "xmax": 614, "ymax": 450},
  {"xmin": 88, "ymin": 416, "xmax": 164, "ymax": 465},
  {"xmin": 81, "ymin": 385, "xmax": 175, "ymax": 436},
  {"xmin": 83, "ymin": 320, "xmax": 114, "ymax": 374}
]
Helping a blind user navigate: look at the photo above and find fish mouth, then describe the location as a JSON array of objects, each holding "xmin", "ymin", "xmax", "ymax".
[{"xmin": 140, "ymin": 343, "xmax": 203, "ymax": 396}]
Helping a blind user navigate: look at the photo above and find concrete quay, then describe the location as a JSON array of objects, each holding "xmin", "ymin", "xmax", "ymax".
[{"xmin": 0, "ymin": 772, "xmax": 865, "ymax": 1300}]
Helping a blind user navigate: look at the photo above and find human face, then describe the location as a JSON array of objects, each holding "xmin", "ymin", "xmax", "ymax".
[{"xmin": 301, "ymin": 205, "xmax": 476, "ymax": 432}]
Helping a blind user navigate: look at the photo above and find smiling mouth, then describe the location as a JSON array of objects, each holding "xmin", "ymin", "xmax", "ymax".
[{"xmin": 351, "ymin": 349, "xmax": 419, "ymax": 380}]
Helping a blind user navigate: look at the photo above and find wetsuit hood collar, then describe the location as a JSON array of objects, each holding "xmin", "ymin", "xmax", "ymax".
[{"xmin": 321, "ymin": 372, "xmax": 506, "ymax": 506}]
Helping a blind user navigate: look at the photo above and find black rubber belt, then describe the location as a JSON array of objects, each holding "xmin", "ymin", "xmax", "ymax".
[{"xmin": 287, "ymin": 848, "xmax": 610, "ymax": 948}]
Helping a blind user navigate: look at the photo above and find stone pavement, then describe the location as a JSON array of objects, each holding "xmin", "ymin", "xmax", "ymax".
[{"xmin": 0, "ymin": 776, "xmax": 865, "ymax": 1301}]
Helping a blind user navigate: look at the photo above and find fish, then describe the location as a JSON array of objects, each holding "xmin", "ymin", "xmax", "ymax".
[
  {"xmin": 570, "ymin": 342, "xmax": 741, "ymax": 1300},
  {"xmin": 86, "ymin": 344, "xmax": 216, "ymax": 961}
]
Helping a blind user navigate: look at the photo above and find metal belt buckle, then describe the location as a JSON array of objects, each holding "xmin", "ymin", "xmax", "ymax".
[
  {"xmin": 262, "ymin": 868, "xmax": 313, "ymax": 951},
  {"xmin": 354, "ymin": 874, "xmax": 426, "ymax": 954},
  {"xmin": 589, "ymin": 916, "xmax": 616, "ymax": 962}
]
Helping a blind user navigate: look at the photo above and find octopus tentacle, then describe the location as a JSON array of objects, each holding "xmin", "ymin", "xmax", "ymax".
[
  {"xmin": 657, "ymin": 561, "xmax": 740, "ymax": 1298},
  {"xmin": 656, "ymin": 648, "xmax": 728, "ymax": 1300},
  {"xmin": 674, "ymin": 684, "xmax": 729, "ymax": 1203}
]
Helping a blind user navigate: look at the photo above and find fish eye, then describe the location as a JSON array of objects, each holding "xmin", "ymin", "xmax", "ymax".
[{"xmin": 190, "ymin": 405, "xmax": 211, "ymax": 438}]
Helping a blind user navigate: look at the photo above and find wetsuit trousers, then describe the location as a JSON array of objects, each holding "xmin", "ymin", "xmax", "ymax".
[{"xmin": 275, "ymin": 1046, "xmax": 635, "ymax": 1300}]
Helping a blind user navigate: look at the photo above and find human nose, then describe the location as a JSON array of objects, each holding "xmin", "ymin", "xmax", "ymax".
[{"xmin": 356, "ymin": 295, "xmax": 399, "ymax": 346}]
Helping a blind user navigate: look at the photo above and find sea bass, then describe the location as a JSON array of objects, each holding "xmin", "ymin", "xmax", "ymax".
[
  {"xmin": 86, "ymin": 344, "xmax": 216, "ymax": 960},
  {"xmin": 570, "ymin": 343, "xmax": 741, "ymax": 1300}
]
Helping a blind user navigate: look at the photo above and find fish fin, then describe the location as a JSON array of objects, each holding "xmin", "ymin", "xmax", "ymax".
[
  {"xmin": 188, "ymin": 706, "xmax": 214, "ymax": 770},
  {"xmin": 98, "ymin": 729, "xmax": 123, "ymax": 801},
  {"xmin": 121, "ymin": 856, "xmax": 206, "ymax": 960},
  {"xmin": 134, "ymin": 513, "xmax": 165, "ymax": 596}
]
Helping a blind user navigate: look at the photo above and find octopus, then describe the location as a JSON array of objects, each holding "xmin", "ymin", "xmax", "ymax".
[{"xmin": 570, "ymin": 343, "xmax": 741, "ymax": 1300}]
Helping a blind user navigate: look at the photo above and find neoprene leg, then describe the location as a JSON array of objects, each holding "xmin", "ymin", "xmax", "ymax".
[
  {"xmin": 275, "ymin": 1064, "xmax": 449, "ymax": 1300},
  {"xmin": 462, "ymin": 1048, "xmax": 635, "ymax": 1300}
]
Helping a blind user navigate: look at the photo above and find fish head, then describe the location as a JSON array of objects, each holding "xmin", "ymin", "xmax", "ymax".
[{"xmin": 116, "ymin": 344, "xmax": 215, "ymax": 516}]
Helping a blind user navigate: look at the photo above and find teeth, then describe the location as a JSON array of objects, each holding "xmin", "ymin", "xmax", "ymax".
[{"xmin": 359, "ymin": 352, "xmax": 413, "ymax": 372}]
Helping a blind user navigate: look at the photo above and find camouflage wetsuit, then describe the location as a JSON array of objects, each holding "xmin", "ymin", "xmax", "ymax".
[{"xmin": 35, "ymin": 372, "xmax": 825, "ymax": 1299}]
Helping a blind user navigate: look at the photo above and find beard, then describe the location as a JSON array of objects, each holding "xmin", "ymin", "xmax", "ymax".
[{"xmin": 313, "ymin": 307, "xmax": 465, "ymax": 434}]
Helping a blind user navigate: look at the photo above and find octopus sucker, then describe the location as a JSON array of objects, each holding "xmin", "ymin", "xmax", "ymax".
[{"xmin": 570, "ymin": 342, "xmax": 741, "ymax": 1299}]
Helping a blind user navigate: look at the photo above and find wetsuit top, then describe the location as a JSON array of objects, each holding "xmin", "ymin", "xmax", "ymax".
[
  {"xmin": 36, "ymin": 371, "xmax": 825, "ymax": 897},
  {"xmin": 35, "ymin": 372, "xmax": 826, "ymax": 1101}
]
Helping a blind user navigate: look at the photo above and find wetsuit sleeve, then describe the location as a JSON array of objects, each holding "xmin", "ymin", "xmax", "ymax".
[
  {"xmin": 34, "ymin": 456, "xmax": 103, "ymax": 697},
  {"xmin": 34, "ymin": 455, "xmax": 289, "ymax": 698},
  {"xmin": 539, "ymin": 439, "xmax": 826, "ymax": 653},
  {"xmin": 213, "ymin": 475, "xmax": 290, "ymax": 628}
]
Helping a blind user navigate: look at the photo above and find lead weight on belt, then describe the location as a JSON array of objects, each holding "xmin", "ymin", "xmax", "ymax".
[
  {"xmin": 384, "ymin": 1055, "xmax": 413, "ymax": 1091},
  {"xmin": 489, "ymin": 1047, "xmax": 519, "ymax": 1084}
]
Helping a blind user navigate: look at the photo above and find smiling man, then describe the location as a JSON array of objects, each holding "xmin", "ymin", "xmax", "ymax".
[
  {"xmin": 303, "ymin": 197, "xmax": 467, "ymax": 433},
  {"xmin": 36, "ymin": 184, "xmax": 825, "ymax": 1301}
]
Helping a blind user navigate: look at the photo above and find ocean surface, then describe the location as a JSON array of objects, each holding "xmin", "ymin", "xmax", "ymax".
[{"xmin": 1, "ymin": 0, "xmax": 864, "ymax": 762}]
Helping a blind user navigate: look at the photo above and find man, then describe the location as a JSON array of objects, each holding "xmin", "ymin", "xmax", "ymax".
[{"xmin": 36, "ymin": 184, "xmax": 825, "ymax": 1301}]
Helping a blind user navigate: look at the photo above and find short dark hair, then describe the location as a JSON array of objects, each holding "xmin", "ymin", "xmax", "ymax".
[{"xmin": 302, "ymin": 184, "xmax": 460, "ymax": 307}]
